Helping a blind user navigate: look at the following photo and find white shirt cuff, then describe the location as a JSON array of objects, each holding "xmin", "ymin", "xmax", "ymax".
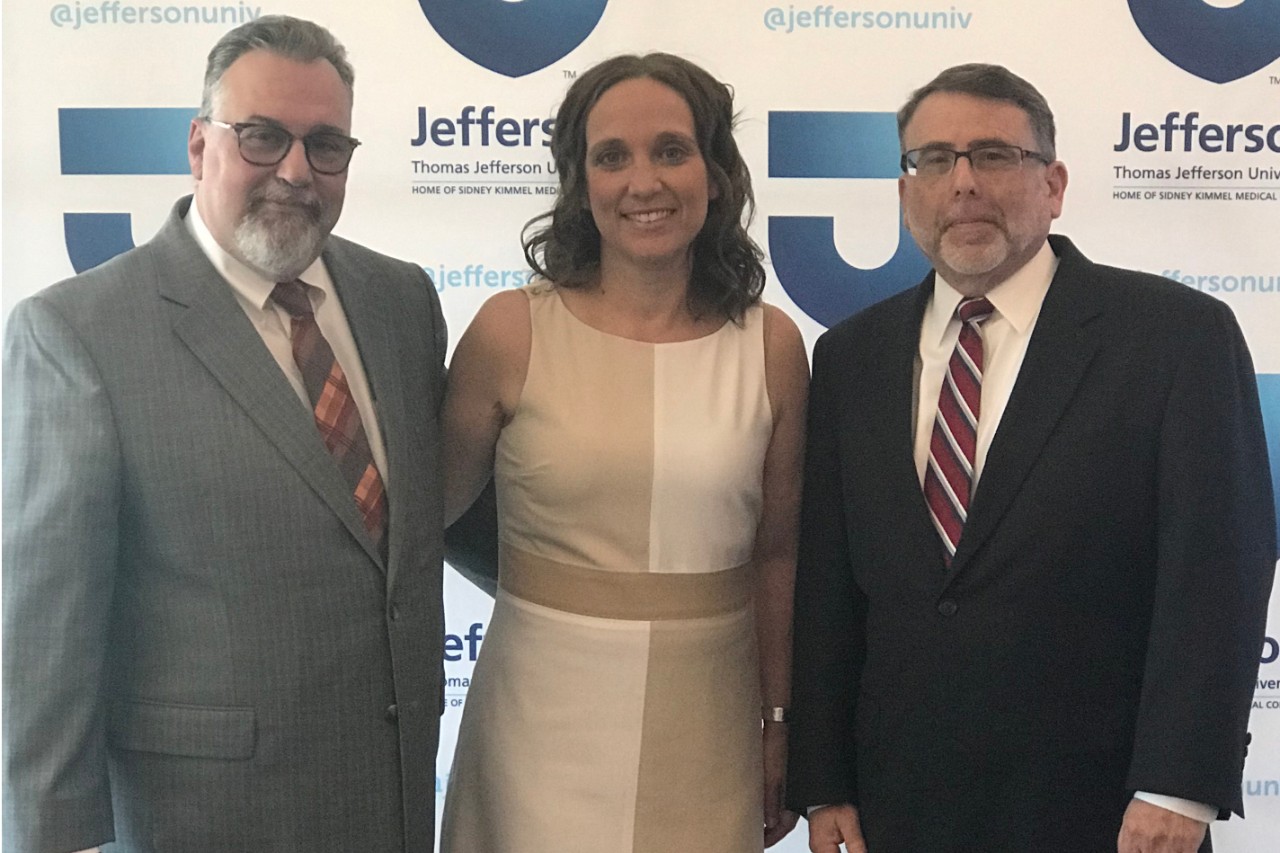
[
  {"xmin": 1133, "ymin": 791, "xmax": 1217, "ymax": 824},
  {"xmin": 809, "ymin": 795, "xmax": 1213, "ymax": 824}
]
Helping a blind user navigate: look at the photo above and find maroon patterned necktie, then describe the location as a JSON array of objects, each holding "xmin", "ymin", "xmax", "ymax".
[
  {"xmin": 271, "ymin": 280, "xmax": 387, "ymax": 558},
  {"xmin": 923, "ymin": 296, "xmax": 995, "ymax": 565}
]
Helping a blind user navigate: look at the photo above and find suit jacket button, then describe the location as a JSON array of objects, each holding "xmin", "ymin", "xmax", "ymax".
[
  {"xmin": 386, "ymin": 703, "xmax": 399, "ymax": 722},
  {"xmin": 937, "ymin": 599, "xmax": 958, "ymax": 617},
  {"xmin": 388, "ymin": 603, "xmax": 400, "ymax": 621}
]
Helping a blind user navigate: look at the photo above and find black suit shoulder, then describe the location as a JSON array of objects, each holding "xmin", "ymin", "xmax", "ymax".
[
  {"xmin": 1053, "ymin": 233, "xmax": 1224, "ymax": 305},
  {"xmin": 821, "ymin": 283, "xmax": 920, "ymax": 341},
  {"xmin": 814, "ymin": 283, "xmax": 923, "ymax": 365}
]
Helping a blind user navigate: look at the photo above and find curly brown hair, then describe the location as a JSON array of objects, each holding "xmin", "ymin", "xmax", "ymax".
[{"xmin": 522, "ymin": 53, "xmax": 764, "ymax": 323}]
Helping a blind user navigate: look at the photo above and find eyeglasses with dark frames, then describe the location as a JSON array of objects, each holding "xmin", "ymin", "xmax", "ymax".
[
  {"xmin": 900, "ymin": 144, "xmax": 1050, "ymax": 178},
  {"xmin": 203, "ymin": 119, "xmax": 361, "ymax": 175}
]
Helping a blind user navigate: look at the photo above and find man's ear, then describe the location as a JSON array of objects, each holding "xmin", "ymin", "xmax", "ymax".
[
  {"xmin": 188, "ymin": 119, "xmax": 206, "ymax": 180},
  {"xmin": 1045, "ymin": 161, "xmax": 1069, "ymax": 220},
  {"xmin": 898, "ymin": 175, "xmax": 910, "ymax": 230}
]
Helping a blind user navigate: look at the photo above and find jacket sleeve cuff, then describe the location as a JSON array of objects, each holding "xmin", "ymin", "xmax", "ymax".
[{"xmin": 1132, "ymin": 791, "xmax": 1217, "ymax": 824}]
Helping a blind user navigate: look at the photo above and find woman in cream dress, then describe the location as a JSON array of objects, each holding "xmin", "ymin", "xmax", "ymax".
[{"xmin": 439, "ymin": 53, "xmax": 807, "ymax": 853}]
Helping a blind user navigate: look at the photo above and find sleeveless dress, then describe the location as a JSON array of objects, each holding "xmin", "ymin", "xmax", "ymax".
[{"xmin": 439, "ymin": 284, "xmax": 773, "ymax": 853}]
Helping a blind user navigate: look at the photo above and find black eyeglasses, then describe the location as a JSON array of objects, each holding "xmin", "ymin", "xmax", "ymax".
[
  {"xmin": 204, "ymin": 119, "xmax": 361, "ymax": 175},
  {"xmin": 900, "ymin": 144, "xmax": 1050, "ymax": 178}
]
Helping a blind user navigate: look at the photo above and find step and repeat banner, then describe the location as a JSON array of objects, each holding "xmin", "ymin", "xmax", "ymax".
[{"xmin": 3, "ymin": 1, "xmax": 1278, "ymax": 849}]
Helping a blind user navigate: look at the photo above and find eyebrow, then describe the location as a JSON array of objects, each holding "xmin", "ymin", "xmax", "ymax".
[
  {"xmin": 589, "ymin": 129, "xmax": 696, "ymax": 147},
  {"xmin": 916, "ymin": 136, "xmax": 1019, "ymax": 150},
  {"xmin": 585, "ymin": 130, "xmax": 698, "ymax": 162},
  {"xmin": 586, "ymin": 137, "xmax": 624, "ymax": 156},
  {"xmin": 242, "ymin": 114, "xmax": 348, "ymax": 135},
  {"xmin": 654, "ymin": 130, "xmax": 696, "ymax": 144}
]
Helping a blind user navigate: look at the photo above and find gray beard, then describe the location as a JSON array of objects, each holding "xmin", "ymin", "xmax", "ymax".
[
  {"xmin": 233, "ymin": 190, "xmax": 337, "ymax": 282},
  {"xmin": 937, "ymin": 230, "xmax": 1010, "ymax": 279}
]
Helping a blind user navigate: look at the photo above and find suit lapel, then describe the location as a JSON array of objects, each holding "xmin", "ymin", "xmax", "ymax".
[
  {"xmin": 867, "ymin": 281, "xmax": 950, "ymax": 569},
  {"xmin": 155, "ymin": 199, "xmax": 384, "ymax": 570},
  {"xmin": 949, "ymin": 238, "xmax": 1105, "ymax": 574},
  {"xmin": 886, "ymin": 284, "xmax": 931, "ymax": 464},
  {"xmin": 325, "ymin": 241, "xmax": 408, "ymax": 582}
]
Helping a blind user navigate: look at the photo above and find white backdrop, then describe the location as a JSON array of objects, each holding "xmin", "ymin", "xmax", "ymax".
[{"xmin": 3, "ymin": 1, "xmax": 1278, "ymax": 850}]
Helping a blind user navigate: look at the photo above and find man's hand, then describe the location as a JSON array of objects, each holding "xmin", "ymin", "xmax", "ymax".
[
  {"xmin": 1117, "ymin": 798, "xmax": 1208, "ymax": 853},
  {"xmin": 807, "ymin": 803, "xmax": 867, "ymax": 853},
  {"xmin": 765, "ymin": 807, "xmax": 800, "ymax": 848},
  {"xmin": 762, "ymin": 723, "xmax": 799, "ymax": 847}
]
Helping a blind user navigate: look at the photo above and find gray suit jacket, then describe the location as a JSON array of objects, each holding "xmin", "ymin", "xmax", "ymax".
[{"xmin": 3, "ymin": 196, "xmax": 448, "ymax": 853}]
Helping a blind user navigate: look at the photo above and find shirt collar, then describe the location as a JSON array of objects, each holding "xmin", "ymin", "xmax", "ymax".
[
  {"xmin": 924, "ymin": 240, "xmax": 1060, "ymax": 346},
  {"xmin": 184, "ymin": 198, "xmax": 334, "ymax": 310}
]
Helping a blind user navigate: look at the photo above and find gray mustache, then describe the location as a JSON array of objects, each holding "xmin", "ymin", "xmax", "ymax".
[{"xmin": 249, "ymin": 187, "xmax": 323, "ymax": 219}]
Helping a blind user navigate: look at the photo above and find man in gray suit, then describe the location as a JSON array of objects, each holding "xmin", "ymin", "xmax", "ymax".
[{"xmin": 4, "ymin": 16, "xmax": 450, "ymax": 852}]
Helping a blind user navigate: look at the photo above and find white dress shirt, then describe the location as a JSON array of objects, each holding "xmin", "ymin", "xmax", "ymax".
[
  {"xmin": 911, "ymin": 241, "xmax": 1215, "ymax": 826},
  {"xmin": 184, "ymin": 202, "xmax": 388, "ymax": 482}
]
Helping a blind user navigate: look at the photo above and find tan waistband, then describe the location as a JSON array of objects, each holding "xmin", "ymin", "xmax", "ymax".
[{"xmin": 499, "ymin": 545, "xmax": 752, "ymax": 621}]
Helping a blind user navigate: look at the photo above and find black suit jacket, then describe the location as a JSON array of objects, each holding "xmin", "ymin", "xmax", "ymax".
[{"xmin": 787, "ymin": 236, "xmax": 1275, "ymax": 853}]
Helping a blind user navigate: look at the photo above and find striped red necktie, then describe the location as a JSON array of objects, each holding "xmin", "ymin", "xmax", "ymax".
[
  {"xmin": 272, "ymin": 280, "xmax": 388, "ymax": 559},
  {"xmin": 923, "ymin": 296, "xmax": 995, "ymax": 565}
]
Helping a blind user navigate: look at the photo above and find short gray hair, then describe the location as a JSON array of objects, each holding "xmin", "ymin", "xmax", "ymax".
[
  {"xmin": 198, "ymin": 15, "xmax": 354, "ymax": 118},
  {"xmin": 897, "ymin": 63, "xmax": 1056, "ymax": 161}
]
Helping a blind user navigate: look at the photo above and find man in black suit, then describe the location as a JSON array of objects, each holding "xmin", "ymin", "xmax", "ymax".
[{"xmin": 786, "ymin": 63, "xmax": 1275, "ymax": 853}]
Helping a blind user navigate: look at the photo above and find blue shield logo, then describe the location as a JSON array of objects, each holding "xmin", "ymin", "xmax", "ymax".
[
  {"xmin": 59, "ymin": 107, "xmax": 195, "ymax": 272},
  {"xmin": 767, "ymin": 111, "xmax": 930, "ymax": 329},
  {"xmin": 1128, "ymin": 0, "xmax": 1280, "ymax": 84},
  {"xmin": 417, "ymin": 0, "xmax": 608, "ymax": 78}
]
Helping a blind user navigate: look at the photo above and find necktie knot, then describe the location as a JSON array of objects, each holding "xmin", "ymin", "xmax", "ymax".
[
  {"xmin": 957, "ymin": 296, "xmax": 995, "ymax": 326},
  {"xmin": 271, "ymin": 280, "xmax": 315, "ymax": 320}
]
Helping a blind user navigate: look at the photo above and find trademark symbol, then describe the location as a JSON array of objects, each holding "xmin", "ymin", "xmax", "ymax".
[
  {"xmin": 563, "ymin": 69, "xmax": 577, "ymax": 79},
  {"xmin": 1271, "ymin": 75, "xmax": 1280, "ymax": 85}
]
